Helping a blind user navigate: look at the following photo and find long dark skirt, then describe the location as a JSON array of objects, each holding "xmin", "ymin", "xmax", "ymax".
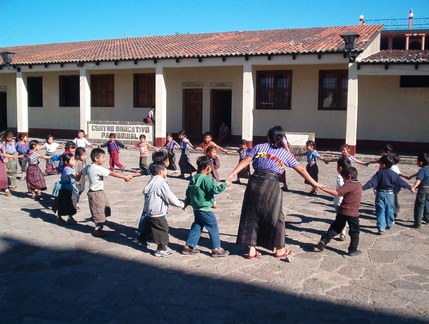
[
  {"xmin": 167, "ymin": 150, "xmax": 178, "ymax": 171},
  {"xmin": 236, "ymin": 169, "xmax": 285, "ymax": 251},
  {"xmin": 52, "ymin": 189, "xmax": 77, "ymax": 216},
  {"xmin": 0, "ymin": 162, "xmax": 8, "ymax": 190},
  {"xmin": 237, "ymin": 159, "xmax": 250, "ymax": 179},
  {"xmin": 179, "ymin": 150, "xmax": 196, "ymax": 175},
  {"xmin": 26, "ymin": 165, "xmax": 47, "ymax": 191},
  {"xmin": 305, "ymin": 163, "xmax": 319, "ymax": 184}
]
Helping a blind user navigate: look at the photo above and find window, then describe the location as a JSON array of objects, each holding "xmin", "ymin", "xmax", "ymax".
[
  {"xmin": 400, "ymin": 76, "xmax": 429, "ymax": 88},
  {"xmin": 256, "ymin": 71, "xmax": 292, "ymax": 109},
  {"xmin": 134, "ymin": 73, "xmax": 155, "ymax": 108},
  {"xmin": 318, "ymin": 70, "xmax": 348, "ymax": 110},
  {"xmin": 27, "ymin": 77, "xmax": 43, "ymax": 107},
  {"xmin": 59, "ymin": 75, "xmax": 80, "ymax": 107},
  {"xmin": 91, "ymin": 74, "xmax": 114, "ymax": 107}
]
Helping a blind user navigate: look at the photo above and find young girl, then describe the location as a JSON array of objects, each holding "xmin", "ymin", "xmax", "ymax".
[
  {"xmin": 52, "ymin": 153, "xmax": 80, "ymax": 225},
  {"xmin": 53, "ymin": 141, "xmax": 76, "ymax": 174},
  {"xmin": 44, "ymin": 135, "xmax": 64, "ymax": 174},
  {"xmin": 163, "ymin": 133, "xmax": 180, "ymax": 173},
  {"xmin": 1, "ymin": 130, "xmax": 20, "ymax": 190},
  {"xmin": 234, "ymin": 139, "xmax": 251, "ymax": 184},
  {"xmin": 15, "ymin": 133, "xmax": 29, "ymax": 181},
  {"xmin": 295, "ymin": 140, "xmax": 327, "ymax": 194},
  {"xmin": 178, "ymin": 130, "xmax": 196, "ymax": 179},
  {"xmin": 0, "ymin": 142, "xmax": 18, "ymax": 197},
  {"xmin": 74, "ymin": 147, "xmax": 87, "ymax": 212},
  {"xmin": 206, "ymin": 145, "xmax": 221, "ymax": 208},
  {"xmin": 127, "ymin": 134, "xmax": 157, "ymax": 174},
  {"xmin": 26, "ymin": 140, "xmax": 51, "ymax": 200}
]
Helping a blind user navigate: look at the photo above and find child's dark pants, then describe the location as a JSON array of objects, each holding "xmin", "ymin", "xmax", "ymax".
[{"xmin": 321, "ymin": 213, "xmax": 360, "ymax": 253}]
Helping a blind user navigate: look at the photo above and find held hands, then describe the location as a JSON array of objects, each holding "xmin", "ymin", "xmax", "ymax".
[
  {"xmin": 225, "ymin": 179, "xmax": 232, "ymax": 186},
  {"xmin": 124, "ymin": 174, "xmax": 133, "ymax": 182}
]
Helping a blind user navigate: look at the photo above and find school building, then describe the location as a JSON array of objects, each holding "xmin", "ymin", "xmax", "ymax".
[{"xmin": 0, "ymin": 19, "xmax": 428, "ymax": 153}]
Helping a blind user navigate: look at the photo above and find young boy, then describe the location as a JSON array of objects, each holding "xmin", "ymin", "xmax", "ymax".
[
  {"xmin": 316, "ymin": 167, "xmax": 363, "ymax": 256},
  {"xmin": 182, "ymin": 156, "xmax": 231, "ymax": 257},
  {"xmin": 198, "ymin": 132, "xmax": 232, "ymax": 155},
  {"xmin": 99, "ymin": 133, "xmax": 126, "ymax": 172},
  {"xmin": 334, "ymin": 158, "xmax": 352, "ymax": 240},
  {"xmin": 73, "ymin": 129, "xmax": 97, "ymax": 149},
  {"xmin": 363, "ymin": 155, "xmax": 412, "ymax": 234},
  {"xmin": 327, "ymin": 144, "xmax": 367, "ymax": 166},
  {"xmin": 127, "ymin": 134, "xmax": 157, "ymax": 174},
  {"xmin": 136, "ymin": 163, "xmax": 184, "ymax": 257},
  {"xmin": 82, "ymin": 148, "xmax": 132, "ymax": 237},
  {"xmin": 366, "ymin": 144, "xmax": 393, "ymax": 166},
  {"xmin": 410, "ymin": 153, "xmax": 429, "ymax": 228}
]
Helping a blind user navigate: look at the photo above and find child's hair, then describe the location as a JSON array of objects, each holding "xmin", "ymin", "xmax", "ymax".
[
  {"xmin": 75, "ymin": 147, "xmax": 86, "ymax": 159},
  {"xmin": 139, "ymin": 134, "xmax": 146, "ymax": 140},
  {"xmin": 417, "ymin": 153, "xmax": 429, "ymax": 166},
  {"xmin": 90, "ymin": 148, "xmax": 105, "ymax": 162},
  {"xmin": 306, "ymin": 140, "xmax": 316, "ymax": 149},
  {"xmin": 178, "ymin": 130, "xmax": 187, "ymax": 137},
  {"xmin": 149, "ymin": 162, "xmax": 166, "ymax": 175},
  {"xmin": 381, "ymin": 144, "xmax": 393, "ymax": 154},
  {"xmin": 29, "ymin": 140, "xmax": 39, "ymax": 150},
  {"xmin": 380, "ymin": 155, "xmax": 394, "ymax": 169},
  {"xmin": 340, "ymin": 144, "xmax": 350, "ymax": 151},
  {"xmin": 239, "ymin": 139, "xmax": 247, "ymax": 146},
  {"xmin": 196, "ymin": 155, "xmax": 211, "ymax": 171},
  {"xmin": 78, "ymin": 129, "xmax": 86, "ymax": 134},
  {"xmin": 166, "ymin": 133, "xmax": 172, "ymax": 138},
  {"xmin": 2, "ymin": 129, "xmax": 14, "ymax": 141},
  {"xmin": 46, "ymin": 134, "xmax": 54, "ymax": 141},
  {"xmin": 152, "ymin": 150, "xmax": 168, "ymax": 164},
  {"xmin": 391, "ymin": 153, "xmax": 400, "ymax": 165},
  {"xmin": 65, "ymin": 141, "xmax": 76, "ymax": 151},
  {"xmin": 206, "ymin": 145, "xmax": 217, "ymax": 155},
  {"xmin": 337, "ymin": 158, "xmax": 352, "ymax": 170},
  {"xmin": 203, "ymin": 131, "xmax": 212, "ymax": 138},
  {"xmin": 18, "ymin": 133, "xmax": 27, "ymax": 141},
  {"xmin": 341, "ymin": 166, "xmax": 358, "ymax": 180},
  {"xmin": 267, "ymin": 126, "xmax": 285, "ymax": 148},
  {"xmin": 62, "ymin": 153, "xmax": 74, "ymax": 165},
  {"xmin": 109, "ymin": 133, "xmax": 116, "ymax": 138}
]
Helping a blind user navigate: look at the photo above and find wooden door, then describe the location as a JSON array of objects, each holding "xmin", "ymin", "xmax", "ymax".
[
  {"xmin": 0, "ymin": 92, "xmax": 7, "ymax": 131},
  {"xmin": 183, "ymin": 89, "xmax": 203, "ymax": 139}
]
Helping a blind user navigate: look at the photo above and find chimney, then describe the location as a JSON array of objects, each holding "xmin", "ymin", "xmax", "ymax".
[
  {"xmin": 408, "ymin": 9, "xmax": 414, "ymax": 29},
  {"xmin": 359, "ymin": 15, "xmax": 365, "ymax": 26}
]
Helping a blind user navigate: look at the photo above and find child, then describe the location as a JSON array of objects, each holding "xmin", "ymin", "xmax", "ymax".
[
  {"xmin": 334, "ymin": 158, "xmax": 352, "ymax": 240},
  {"xmin": 99, "ymin": 133, "xmax": 126, "ymax": 172},
  {"xmin": 81, "ymin": 148, "xmax": 132, "ymax": 237},
  {"xmin": 0, "ymin": 142, "xmax": 18, "ymax": 197},
  {"xmin": 178, "ymin": 130, "xmax": 197, "ymax": 179},
  {"xmin": 182, "ymin": 156, "xmax": 231, "ymax": 257},
  {"xmin": 316, "ymin": 167, "xmax": 363, "ymax": 256},
  {"xmin": 366, "ymin": 144, "xmax": 393, "ymax": 166},
  {"xmin": 234, "ymin": 139, "xmax": 251, "ymax": 184},
  {"xmin": 127, "ymin": 134, "xmax": 157, "ymax": 174},
  {"xmin": 44, "ymin": 135, "xmax": 64, "ymax": 174},
  {"xmin": 294, "ymin": 140, "xmax": 327, "ymax": 194},
  {"xmin": 1, "ymin": 130, "xmax": 19, "ymax": 190},
  {"xmin": 198, "ymin": 131, "xmax": 232, "ymax": 155},
  {"xmin": 327, "ymin": 144, "xmax": 367, "ymax": 166},
  {"xmin": 206, "ymin": 145, "xmax": 220, "ymax": 208},
  {"xmin": 52, "ymin": 153, "xmax": 80, "ymax": 225},
  {"xmin": 410, "ymin": 153, "xmax": 429, "ymax": 228},
  {"xmin": 73, "ymin": 129, "xmax": 97, "ymax": 149},
  {"xmin": 15, "ymin": 133, "xmax": 29, "ymax": 181},
  {"xmin": 163, "ymin": 133, "xmax": 180, "ymax": 173},
  {"xmin": 363, "ymin": 155, "xmax": 412, "ymax": 234},
  {"xmin": 391, "ymin": 153, "xmax": 409, "ymax": 219},
  {"xmin": 136, "ymin": 163, "xmax": 184, "ymax": 257},
  {"xmin": 52, "ymin": 141, "xmax": 76, "ymax": 174},
  {"xmin": 74, "ymin": 147, "xmax": 87, "ymax": 212},
  {"xmin": 26, "ymin": 140, "xmax": 51, "ymax": 200},
  {"xmin": 145, "ymin": 107, "xmax": 155, "ymax": 124}
]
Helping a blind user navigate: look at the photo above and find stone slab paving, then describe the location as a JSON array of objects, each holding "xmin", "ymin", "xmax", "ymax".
[{"xmin": 1, "ymin": 145, "xmax": 428, "ymax": 323}]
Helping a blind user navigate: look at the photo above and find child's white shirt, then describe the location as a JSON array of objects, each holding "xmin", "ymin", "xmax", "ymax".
[{"xmin": 391, "ymin": 164, "xmax": 401, "ymax": 174}]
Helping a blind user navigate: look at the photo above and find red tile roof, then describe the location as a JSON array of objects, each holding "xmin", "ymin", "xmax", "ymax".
[
  {"xmin": 2, "ymin": 25, "xmax": 383, "ymax": 65},
  {"xmin": 361, "ymin": 50, "xmax": 429, "ymax": 63}
]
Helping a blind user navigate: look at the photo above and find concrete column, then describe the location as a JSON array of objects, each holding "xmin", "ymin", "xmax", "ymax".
[
  {"xmin": 155, "ymin": 65, "xmax": 167, "ymax": 146},
  {"xmin": 345, "ymin": 63, "xmax": 359, "ymax": 155},
  {"xmin": 242, "ymin": 63, "xmax": 254, "ymax": 148},
  {"xmin": 16, "ymin": 70, "xmax": 28, "ymax": 134},
  {"xmin": 79, "ymin": 68, "xmax": 91, "ymax": 132}
]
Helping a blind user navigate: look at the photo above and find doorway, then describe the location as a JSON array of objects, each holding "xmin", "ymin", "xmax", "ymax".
[
  {"xmin": 210, "ymin": 89, "xmax": 232, "ymax": 140},
  {"xmin": 0, "ymin": 92, "xmax": 7, "ymax": 131},
  {"xmin": 183, "ymin": 89, "xmax": 203, "ymax": 139}
]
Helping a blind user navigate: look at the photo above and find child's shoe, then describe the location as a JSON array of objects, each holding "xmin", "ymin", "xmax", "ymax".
[
  {"xmin": 5, "ymin": 190, "xmax": 12, "ymax": 197},
  {"xmin": 93, "ymin": 228, "xmax": 106, "ymax": 237},
  {"xmin": 212, "ymin": 248, "xmax": 229, "ymax": 257},
  {"xmin": 182, "ymin": 247, "xmax": 200, "ymax": 255},
  {"xmin": 348, "ymin": 250, "xmax": 362, "ymax": 256},
  {"xmin": 155, "ymin": 250, "xmax": 172, "ymax": 257},
  {"xmin": 55, "ymin": 217, "xmax": 66, "ymax": 225},
  {"xmin": 67, "ymin": 217, "xmax": 77, "ymax": 225},
  {"xmin": 377, "ymin": 230, "xmax": 385, "ymax": 235},
  {"xmin": 134, "ymin": 236, "xmax": 150, "ymax": 248},
  {"xmin": 315, "ymin": 241, "xmax": 325, "ymax": 251}
]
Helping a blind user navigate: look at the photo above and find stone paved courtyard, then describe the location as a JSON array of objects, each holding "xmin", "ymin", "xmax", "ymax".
[{"xmin": 1, "ymin": 145, "xmax": 428, "ymax": 323}]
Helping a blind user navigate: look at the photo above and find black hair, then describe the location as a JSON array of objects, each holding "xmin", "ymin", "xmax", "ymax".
[
  {"xmin": 337, "ymin": 157, "xmax": 352, "ymax": 170},
  {"xmin": 206, "ymin": 145, "xmax": 217, "ymax": 154},
  {"xmin": 18, "ymin": 133, "xmax": 27, "ymax": 141},
  {"xmin": 178, "ymin": 130, "xmax": 187, "ymax": 137},
  {"xmin": 149, "ymin": 162, "xmax": 166, "ymax": 175},
  {"xmin": 267, "ymin": 126, "xmax": 285, "ymax": 148},
  {"xmin": 75, "ymin": 147, "xmax": 86, "ymax": 158},
  {"xmin": 139, "ymin": 134, "xmax": 146, "ymax": 140},
  {"xmin": 203, "ymin": 131, "xmax": 212, "ymax": 138},
  {"xmin": 306, "ymin": 140, "xmax": 316, "ymax": 149},
  {"xmin": 381, "ymin": 144, "xmax": 393, "ymax": 154},
  {"xmin": 2, "ymin": 129, "xmax": 14, "ymax": 141},
  {"xmin": 29, "ymin": 140, "xmax": 39, "ymax": 150},
  {"xmin": 46, "ymin": 134, "xmax": 54, "ymax": 141},
  {"xmin": 90, "ymin": 148, "xmax": 105, "ymax": 162},
  {"xmin": 65, "ymin": 141, "xmax": 76, "ymax": 151},
  {"xmin": 380, "ymin": 155, "xmax": 394, "ymax": 169},
  {"xmin": 239, "ymin": 139, "xmax": 247, "ymax": 146},
  {"xmin": 196, "ymin": 155, "xmax": 211, "ymax": 171},
  {"xmin": 391, "ymin": 153, "xmax": 400, "ymax": 165},
  {"xmin": 62, "ymin": 153, "xmax": 74, "ymax": 165},
  {"xmin": 341, "ymin": 166, "xmax": 358, "ymax": 180},
  {"xmin": 152, "ymin": 150, "xmax": 168, "ymax": 163},
  {"xmin": 109, "ymin": 133, "xmax": 116, "ymax": 138},
  {"xmin": 78, "ymin": 129, "xmax": 86, "ymax": 134},
  {"xmin": 166, "ymin": 133, "xmax": 172, "ymax": 138},
  {"xmin": 340, "ymin": 144, "xmax": 350, "ymax": 151},
  {"xmin": 417, "ymin": 153, "xmax": 429, "ymax": 166}
]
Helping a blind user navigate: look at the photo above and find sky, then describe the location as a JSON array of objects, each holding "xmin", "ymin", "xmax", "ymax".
[{"xmin": 2, "ymin": 0, "xmax": 429, "ymax": 48}]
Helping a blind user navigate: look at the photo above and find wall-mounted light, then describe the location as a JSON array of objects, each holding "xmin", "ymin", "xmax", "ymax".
[
  {"xmin": 340, "ymin": 31, "xmax": 360, "ymax": 62},
  {"xmin": 0, "ymin": 49, "xmax": 16, "ymax": 69}
]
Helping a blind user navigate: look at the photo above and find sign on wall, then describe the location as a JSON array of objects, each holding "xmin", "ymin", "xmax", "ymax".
[{"xmin": 88, "ymin": 121, "xmax": 154, "ymax": 144}]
